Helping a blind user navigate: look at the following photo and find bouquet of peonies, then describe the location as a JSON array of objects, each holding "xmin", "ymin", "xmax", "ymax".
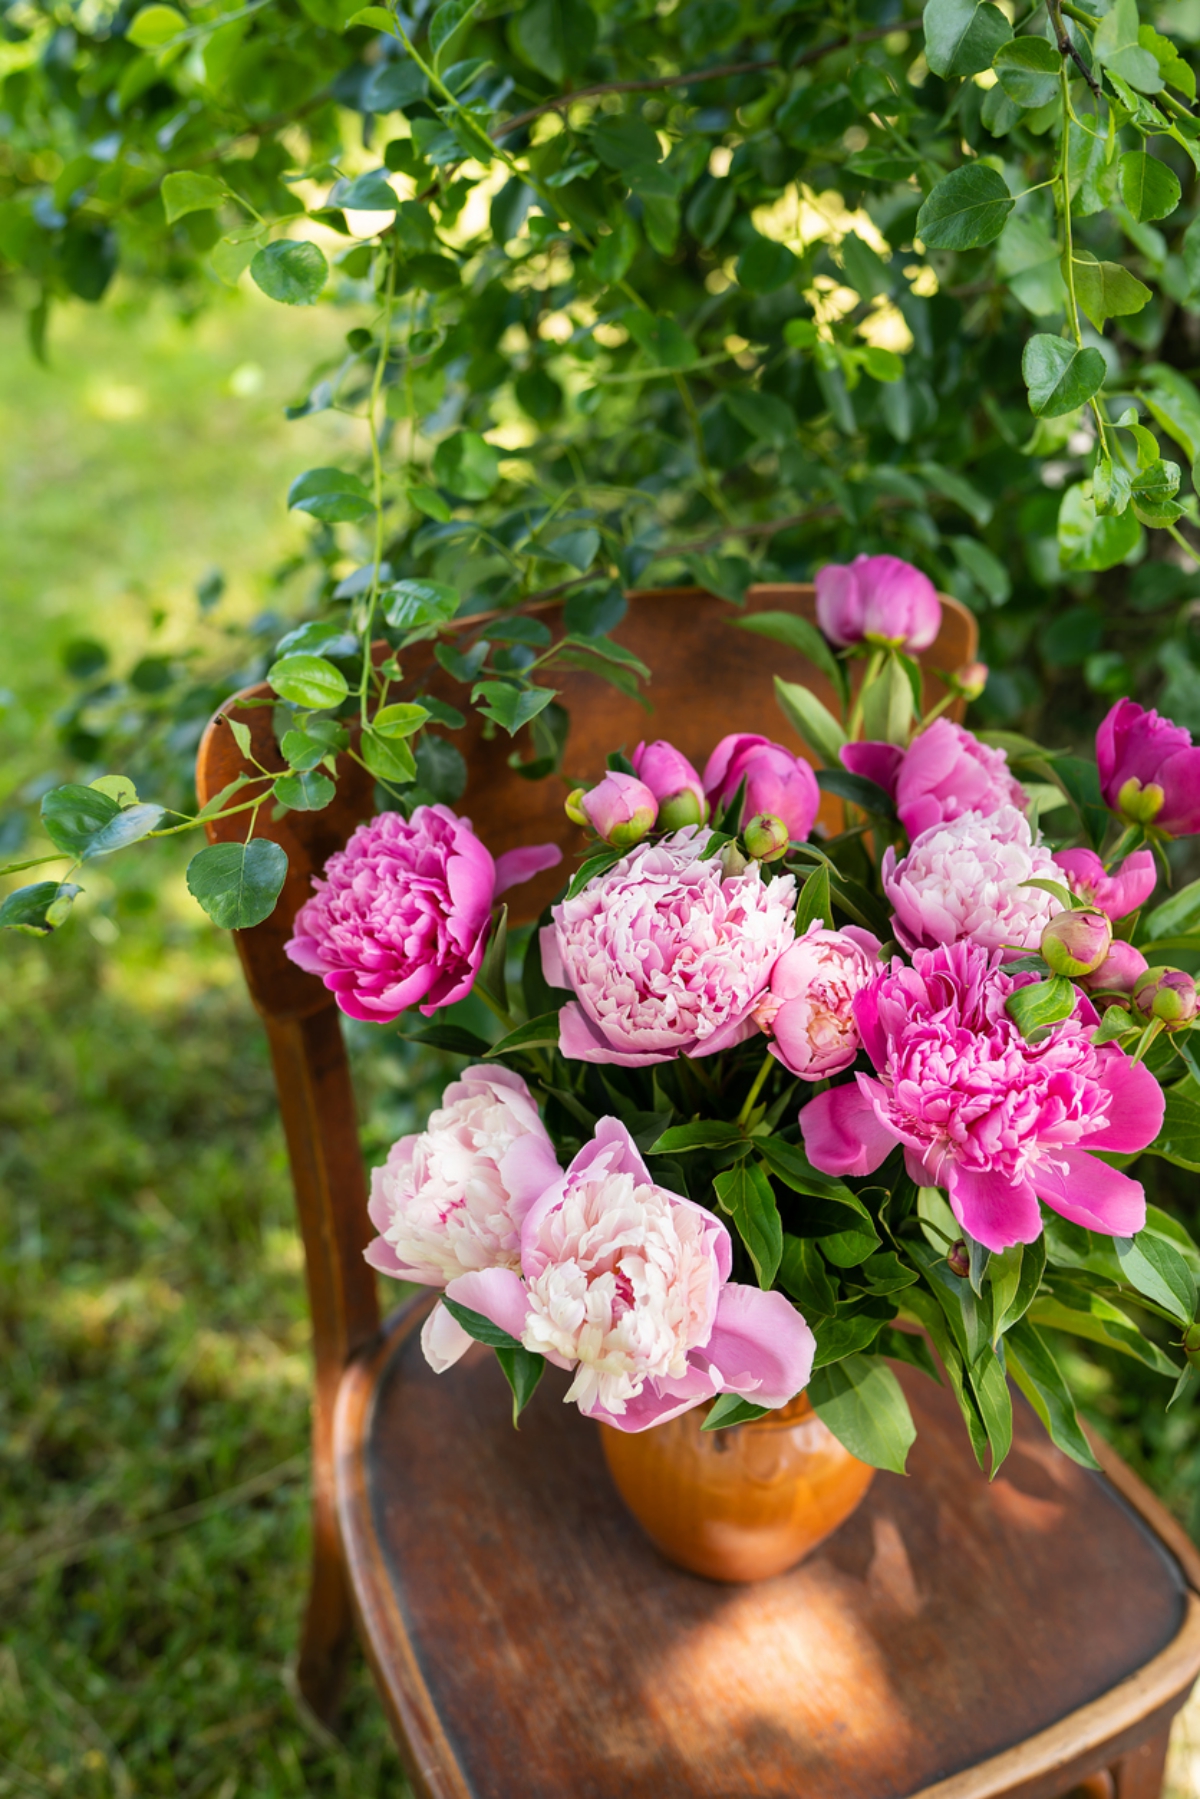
[{"xmin": 286, "ymin": 556, "xmax": 1200, "ymax": 1475}]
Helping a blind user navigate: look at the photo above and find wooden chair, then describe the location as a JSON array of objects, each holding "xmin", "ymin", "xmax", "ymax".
[{"xmin": 196, "ymin": 585, "xmax": 1200, "ymax": 1799}]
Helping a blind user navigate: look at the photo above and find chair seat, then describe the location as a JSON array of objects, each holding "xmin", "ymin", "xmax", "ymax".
[{"xmin": 335, "ymin": 1296, "xmax": 1200, "ymax": 1799}]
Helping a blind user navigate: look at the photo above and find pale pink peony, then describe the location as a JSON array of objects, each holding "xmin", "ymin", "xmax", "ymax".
[
  {"xmin": 430, "ymin": 1118, "xmax": 815, "ymax": 1431},
  {"xmin": 364, "ymin": 1066, "xmax": 562, "ymax": 1287},
  {"xmin": 285, "ymin": 807, "xmax": 560, "ymax": 1022},
  {"xmin": 894, "ymin": 719, "xmax": 1027, "ymax": 840},
  {"xmin": 800, "ymin": 941, "xmax": 1163, "ymax": 1252},
  {"xmin": 542, "ymin": 828, "xmax": 796, "ymax": 1066},
  {"xmin": 754, "ymin": 921, "xmax": 881, "ymax": 1079},
  {"xmin": 883, "ymin": 805, "xmax": 1063, "ymax": 957},
  {"xmin": 1053, "ymin": 846, "xmax": 1157, "ymax": 921}
]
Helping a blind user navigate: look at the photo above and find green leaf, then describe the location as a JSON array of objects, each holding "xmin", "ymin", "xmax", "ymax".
[
  {"xmin": 923, "ymin": 0, "xmax": 1011, "ymax": 76},
  {"xmin": 773, "ymin": 676, "xmax": 846, "ymax": 767},
  {"xmin": 336, "ymin": 169, "xmax": 402, "ymax": 211},
  {"xmin": 0, "ymin": 880, "xmax": 81, "ymax": 934},
  {"xmin": 993, "ymin": 34, "xmax": 1060, "ymax": 108},
  {"xmin": 272, "ymin": 770, "xmax": 335, "ymax": 812},
  {"xmin": 250, "ymin": 240, "xmax": 328, "ymax": 306},
  {"xmin": 1146, "ymin": 878, "xmax": 1200, "ymax": 940},
  {"xmin": 361, "ymin": 728, "xmax": 417, "ymax": 784},
  {"xmin": 40, "ymin": 783, "xmax": 118, "ymax": 856},
  {"xmin": 401, "ymin": 1023, "xmax": 492, "ymax": 1056},
  {"xmin": 819, "ymin": 1223, "xmax": 883, "ymax": 1268},
  {"xmin": 1031, "ymin": 1279, "xmax": 1180, "ymax": 1375},
  {"xmin": 1093, "ymin": 0, "xmax": 1164, "ymax": 94},
  {"xmin": 383, "ymin": 579, "xmax": 460, "ymax": 632},
  {"xmin": 127, "ymin": 3, "xmax": 185, "ymax": 47},
  {"xmin": 808, "ymin": 1354, "xmax": 916, "ymax": 1473},
  {"xmin": 471, "ymin": 681, "xmax": 556, "ymax": 734},
  {"xmin": 723, "ymin": 391, "xmax": 798, "ymax": 451},
  {"xmin": 161, "ymin": 171, "xmax": 227, "ymax": 223},
  {"xmin": 755, "ymin": 1136, "xmax": 866, "ymax": 1211},
  {"xmin": 441, "ymin": 1296, "xmax": 522, "ymax": 1351},
  {"xmin": 591, "ymin": 112, "xmax": 661, "ymax": 170},
  {"xmin": 967, "ymin": 1345, "xmax": 1013, "ymax": 1474},
  {"xmin": 485, "ymin": 1012, "xmax": 563, "ymax": 1057},
  {"xmin": 736, "ymin": 233, "xmax": 798, "ymax": 295},
  {"xmin": 407, "ymin": 484, "xmax": 452, "ymax": 523},
  {"xmin": 1115, "ymin": 1231, "xmax": 1197, "ymax": 1326},
  {"xmin": 267, "ymin": 654, "xmax": 350, "ymax": 709},
  {"xmin": 794, "ymin": 863, "xmax": 834, "ymax": 934},
  {"xmin": 185, "ymin": 840, "xmax": 288, "ymax": 930},
  {"xmin": 1120, "ymin": 151, "xmax": 1181, "ymax": 223},
  {"xmin": 476, "ymin": 904, "xmax": 507, "ymax": 1011},
  {"xmin": 916, "ymin": 164, "xmax": 1012, "ymax": 251},
  {"xmin": 650, "ymin": 1121, "xmax": 746, "ymax": 1153},
  {"xmin": 1022, "ymin": 335, "xmax": 1106, "ymax": 419},
  {"xmin": 589, "ymin": 213, "xmax": 638, "ymax": 286},
  {"xmin": 859, "ymin": 653, "xmax": 914, "ymax": 747},
  {"xmin": 815, "ymin": 767, "xmax": 896, "ymax": 818},
  {"xmin": 1141, "ymin": 365, "xmax": 1200, "ymax": 465},
  {"xmin": 1005, "ymin": 1320, "xmax": 1100, "ymax": 1468},
  {"xmin": 713, "ymin": 1161, "xmax": 783, "ymax": 1288},
  {"xmin": 432, "ymin": 430, "xmax": 501, "ymax": 499},
  {"xmin": 878, "ymin": 1326, "xmax": 942, "ymax": 1385},
  {"xmin": 1058, "ymin": 484, "xmax": 1142, "ymax": 574},
  {"xmin": 494, "ymin": 1343, "xmax": 545, "ymax": 1426},
  {"xmin": 734, "ymin": 612, "xmax": 846, "ymax": 705},
  {"xmin": 1003, "ymin": 975, "xmax": 1076, "ymax": 1039},
  {"xmin": 1146, "ymin": 1080, "xmax": 1200, "ymax": 1172},
  {"xmin": 287, "ymin": 466, "xmax": 374, "ymax": 524},
  {"xmin": 991, "ymin": 1234, "xmax": 1046, "ymax": 1340},
  {"xmin": 624, "ymin": 311, "xmax": 694, "ymax": 368},
  {"xmin": 812, "ymin": 1308, "xmax": 890, "ymax": 1369},
  {"xmin": 373, "ymin": 702, "xmax": 430, "ymax": 738},
  {"xmin": 1069, "ymin": 253, "xmax": 1151, "ymax": 331},
  {"xmin": 701, "ymin": 1394, "xmax": 772, "ymax": 1431},
  {"xmin": 779, "ymin": 1233, "xmax": 838, "ymax": 1317}
]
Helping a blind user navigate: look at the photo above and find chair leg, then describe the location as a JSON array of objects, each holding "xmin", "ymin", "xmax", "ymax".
[
  {"xmin": 1110, "ymin": 1727, "xmax": 1171, "ymax": 1799},
  {"xmin": 294, "ymin": 1482, "xmax": 356, "ymax": 1725}
]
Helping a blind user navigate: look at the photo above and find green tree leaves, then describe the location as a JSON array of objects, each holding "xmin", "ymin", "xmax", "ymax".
[
  {"xmin": 923, "ymin": 0, "xmax": 1011, "ymax": 78},
  {"xmin": 287, "ymin": 467, "xmax": 374, "ymax": 523},
  {"xmin": 993, "ymin": 35, "xmax": 1060, "ymax": 108},
  {"xmin": 185, "ymin": 840, "xmax": 288, "ymax": 929},
  {"xmin": 917, "ymin": 164, "xmax": 1012, "ymax": 250},
  {"xmin": 1021, "ymin": 335, "xmax": 1106, "ymax": 418},
  {"xmin": 1119, "ymin": 151, "xmax": 1181, "ymax": 223},
  {"xmin": 249, "ymin": 241, "xmax": 328, "ymax": 306}
]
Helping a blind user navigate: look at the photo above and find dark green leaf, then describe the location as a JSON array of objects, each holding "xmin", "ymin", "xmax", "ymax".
[
  {"xmin": 650, "ymin": 1121, "xmax": 746, "ymax": 1153},
  {"xmin": 185, "ymin": 840, "xmax": 289, "ymax": 930},
  {"xmin": 485, "ymin": 1011, "xmax": 563, "ymax": 1057},
  {"xmin": 815, "ymin": 767, "xmax": 897, "ymax": 818},
  {"xmin": 916, "ymin": 164, "xmax": 1013, "ymax": 250},
  {"xmin": 471, "ymin": 681, "xmax": 556, "ymax": 734},
  {"xmin": 923, "ymin": 0, "xmax": 1011, "ymax": 76},
  {"xmin": 1022, "ymin": 335, "xmax": 1106, "ymax": 418},
  {"xmin": 713, "ymin": 1161, "xmax": 783, "ymax": 1288},
  {"xmin": 361, "ymin": 728, "xmax": 417, "ymax": 784},
  {"xmin": 442, "ymin": 1296, "xmax": 522, "ymax": 1350},
  {"xmin": 432, "ymin": 431, "xmax": 501, "ymax": 499},
  {"xmin": 1005, "ymin": 1320, "xmax": 1099, "ymax": 1468},
  {"xmin": 494, "ymin": 1343, "xmax": 545, "ymax": 1425},
  {"xmin": 402, "ymin": 1024, "xmax": 492, "ymax": 1056},
  {"xmin": 1120, "ymin": 151, "xmax": 1181, "ymax": 223},
  {"xmin": 993, "ymin": 34, "xmax": 1060, "ymax": 107},
  {"xmin": 732, "ymin": 611, "xmax": 847, "ymax": 704},
  {"xmin": 0, "ymin": 880, "xmax": 81, "ymax": 934},
  {"xmin": 287, "ymin": 466, "xmax": 374, "ymax": 523},
  {"xmin": 701, "ymin": 1394, "xmax": 772, "ymax": 1431},
  {"xmin": 250, "ymin": 240, "xmax": 328, "ymax": 306},
  {"xmin": 794, "ymin": 863, "xmax": 834, "ymax": 934}
]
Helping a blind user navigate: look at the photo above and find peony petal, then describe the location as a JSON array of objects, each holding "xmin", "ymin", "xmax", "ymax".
[
  {"xmin": 700, "ymin": 1284, "xmax": 816, "ymax": 1407},
  {"xmin": 539, "ymin": 923, "xmax": 569, "ymax": 991},
  {"xmin": 1033, "ymin": 1148, "xmax": 1147, "ymax": 1238},
  {"xmin": 557, "ymin": 999, "xmax": 674, "ymax": 1066},
  {"xmin": 583, "ymin": 1364, "xmax": 717, "ymax": 1432},
  {"xmin": 800, "ymin": 1082, "xmax": 896, "ymax": 1177},
  {"xmin": 498, "ymin": 1132, "xmax": 564, "ymax": 1207},
  {"xmin": 444, "ymin": 1266, "xmax": 530, "ymax": 1341},
  {"xmin": 364, "ymin": 1234, "xmax": 411, "ymax": 1277},
  {"xmin": 494, "ymin": 842, "xmax": 564, "ymax": 896},
  {"xmin": 840, "ymin": 740, "xmax": 903, "ymax": 797},
  {"xmin": 945, "ymin": 1166, "xmax": 1043, "ymax": 1254},
  {"xmin": 688, "ymin": 1010, "xmax": 760, "ymax": 1059},
  {"xmin": 420, "ymin": 1300, "xmax": 476, "ymax": 1373},
  {"xmin": 1082, "ymin": 1050, "xmax": 1165, "ymax": 1154}
]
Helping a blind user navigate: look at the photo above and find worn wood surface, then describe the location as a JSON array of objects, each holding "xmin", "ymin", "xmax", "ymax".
[{"xmin": 336, "ymin": 1295, "xmax": 1200, "ymax": 1799}]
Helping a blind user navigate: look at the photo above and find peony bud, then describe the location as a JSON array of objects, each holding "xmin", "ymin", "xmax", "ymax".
[
  {"xmin": 947, "ymin": 1239, "xmax": 970, "ymax": 1280},
  {"xmin": 1080, "ymin": 938, "xmax": 1148, "ymax": 997},
  {"xmin": 815, "ymin": 553, "xmax": 942, "ymax": 653},
  {"xmin": 1039, "ymin": 909, "xmax": 1112, "ymax": 978},
  {"xmin": 720, "ymin": 840, "xmax": 750, "ymax": 878},
  {"xmin": 1132, "ymin": 966, "xmax": 1199, "ymax": 1028},
  {"xmin": 581, "ymin": 771, "xmax": 658, "ymax": 848},
  {"xmin": 565, "ymin": 788, "xmax": 589, "ymax": 827},
  {"xmin": 955, "ymin": 661, "xmax": 988, "ymax": 701},
  {"xmin": 1184, "ymin": 1322, "xmax": 1200, "ymax": 1372},
  {"xmin": 630, "ymin": 739, "xmax": 708, "ymax": 831},
  {"xmin": 743, "ymin": 813, "xmax": 790, "ymax": 862}
]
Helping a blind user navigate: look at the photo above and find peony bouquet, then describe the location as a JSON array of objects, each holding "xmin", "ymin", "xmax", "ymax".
[{"xmin": 287, "ymin": 556, "xmax": 1200, "ymax": 1476}]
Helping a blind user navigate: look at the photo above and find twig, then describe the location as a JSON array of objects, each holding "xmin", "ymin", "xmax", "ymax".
[{"xmin": 1047, "ymin": 0, "xmax": 1102, "ymax": 100}]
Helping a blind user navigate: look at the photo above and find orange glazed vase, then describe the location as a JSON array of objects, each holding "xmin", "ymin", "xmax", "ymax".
[{"xmin": 599, "ymin": 1392, "xmax": 875, "ymax": 1583}]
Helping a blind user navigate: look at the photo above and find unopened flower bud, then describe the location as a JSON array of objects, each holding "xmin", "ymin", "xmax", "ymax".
[
  {"xmin": 743, "ymin": 813, "xmax": 790, "ymax": 863},
  {"xmin": 1080, "ymin": 939, "xmax": 1148, "ymax": 997},
  {"xmin": 658, "ymin": 789, "xmax": 707, "ymax": 831},
  {"xmin": 581, "ymin": 771, "xmax": 658, "ymax": 849},
  {"xmin": 1185, "ymin": 1322, "xmax": 1200, "ymax": 1372},
  {"xmin": 631, "ymin": 739, "xmax": 708, "ymax": 832},
  {"xmin": 1132, "ymin": 966, "xmax": 1199, "ymax": 1028},
  {"xmin": 955, "ymin": 661, "xmax": 988, "ymax": 702},
  {"xmin": 947, "ymin": 1239, "xmax": 970, "ymax": 1280},
  {"xmin": 1039, "ymin": 908, "xmax": 1112, "ymax": 978},
  {"xmin": 565, "ymin": 788, "xmax": 589, "ymax": 827},
  {"xmin": 720, "ymin": 840, "xmax": 750, "ymax": 878}
]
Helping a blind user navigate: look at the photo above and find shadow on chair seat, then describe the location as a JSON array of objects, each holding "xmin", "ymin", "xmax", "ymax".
[{"xmin": 336, "ymin": 1295, "xmax": 1200, "ymax": 1799}]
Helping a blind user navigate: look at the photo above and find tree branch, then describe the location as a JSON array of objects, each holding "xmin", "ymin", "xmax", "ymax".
[{"xmin": 1047, "ymin": 0, "xmax": 1102, "ymax": 101}]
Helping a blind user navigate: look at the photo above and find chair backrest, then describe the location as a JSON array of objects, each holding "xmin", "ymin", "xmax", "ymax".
[{"xmin": 195, "ymin": 584, "xmax": 976, "ymax": 1377}]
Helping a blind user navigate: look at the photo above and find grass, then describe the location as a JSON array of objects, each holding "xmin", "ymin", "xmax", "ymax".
[{"xmin": 2, "ymin": 290, "xmax": 1200, "ymax": 1797}]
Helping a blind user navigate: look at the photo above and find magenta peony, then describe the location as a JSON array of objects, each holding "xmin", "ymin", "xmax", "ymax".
[
  {"xmin": 1097, "ymin": 699, "xmax": 1200, "ymax": 835},
  {"xmin": 365, "ymin": 1066, "xmax": 561, "ymax": 1287},
  {"xmin": 815, "ymin": 554, "xmax": 942, "ymax": 652},
  {"xmin": 1081, "ymin": 939, "xmax": 1149, "ymax": 996},
  {"xmin": 1053, "ymin": 846, "xmax": 1157, "ymax": 920},
  {"xmin": 285, "ymin": 806, "xmax": 560, "ymax": 1021},
  {"xmin": 582, "ymin": 769, "xmax": 658, "ymax": 848},
  {"xmin": 430, "ymin": 1118, "xmax": 815, "ymax": 1431},
  {"xmin": 840, "ymin": 740, "xmax": 903, "ymax": 797},
  {"xmin": 542, "ymin": 828, "xmax": 796, "ymax": 1065},
  {"xmin": 799, "ymin": 941, "xmax": 1163, "ymax": 1252},
  {"xmin": 883, "ymin": 805, "xmax": 1063, "ymax": 957},
  {"xmin": 754, "ymin": 921, "xmax": 881, "ymax": 1079},
  {"xmin": 631, "ymin": 739, "xmax": 707, "ymax": 829},
  {"xmin": 893, "ymin": 719, "xmax": 1026, "ymax": 840},
  {"xmin": 702, "ymin": 733, "xmax": 820, "ymax": 843}
]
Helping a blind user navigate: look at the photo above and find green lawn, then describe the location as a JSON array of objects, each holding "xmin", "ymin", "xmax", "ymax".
[{"xmin": 2, "ymin": 291, "xmax": 1200, "ymax": 1798}]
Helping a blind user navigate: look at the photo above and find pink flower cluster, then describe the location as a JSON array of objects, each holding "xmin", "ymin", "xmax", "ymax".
[
  {"xmin": 370, "ymin": 1096, "xmax": 815, "ymax": 1432},
  {"xmin": 801, "ymin": 941, "xmax": 1163, "ymax": 1252}
]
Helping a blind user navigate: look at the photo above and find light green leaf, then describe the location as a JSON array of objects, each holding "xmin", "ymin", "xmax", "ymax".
[
  {"xmin": 373, "ymin": 702, "xmax": 430, "ymax": 738},
  {"xmin": 1120, "ymin": 151, "xmax": 1181, "ymax": 224},
  {"xmin": 1069, "ymin": 252, "xmax": 1151, "ymax": 331},
  {"xmin": 383, "ymin": 579, "xmax": 460, "ymax": 631},
  {"xmin": 1141, "ymin": 365, "xmax": 1200, "ymax": 465},
  {"xmin": 774, "ymin": 676, "xmax": 846, "ymax": 767},
  {"xmin": 993, "ymin": 34, "xmax": 1060, "ymax": 108},
  {"xmin": 127, "ymin": 4, "xmax": 185, "ymax": 47},
  {"xmin": 161, "ymin": 171, "xmax": 227, "ymax": 223},
  {"xmin": 267, "ymin": 654, "xmax": 350, "ymax": 709},
  {"xmin": 1058, "ymin": 483, "xmax": 1142, "ymax": 573},
  {"xmin": 432, "ymin": 430, "xmax": 501, "ymax": 499},
  {"xmin": 250, "ymin": 240, "xmax": 328, "ymax": 306},
  {"xmin": 361, "ymin": 727, "xmax": 417, "ymax": 784},
  {"xmin": 272, "ymin": 770, "xmax": 335, "ymax": 812},
  {"xmin": 1005, "ymin": 1320, "xmax": 1099, "ymax": 1468},
  {"xmin": 287, "ymin": 466, "xmax": 374, "ymax": 524},
  {"xmin": 808, "ymin": 1355, "xmax": 916, "ymax": 1473},
  {"xmin": 1093, "ymin": 0, "xmax": 1164, "ymax": 94}
]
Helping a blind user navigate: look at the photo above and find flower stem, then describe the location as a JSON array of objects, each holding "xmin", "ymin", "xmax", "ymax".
[{"xmin": 737, "ymin": 1050, "xmax": 774, "ymax": 1127}]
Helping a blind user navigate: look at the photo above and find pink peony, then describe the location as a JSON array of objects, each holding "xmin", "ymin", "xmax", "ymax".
[
  {"xmin": 893, "ymin": 719, "xmax": 1027, "ymax": 840},
  {"xmin": 1053, "ymin": 846, "xmax": 1157, "ymax": 920},
  {"xmin": 1097, "ymin": 699, "xmax": 1200, "ymax": 835},
  {"xmin": 365, "ymin": 1066, "xmax": 561, "ymax": 1286},
  {"xmin": 429, "ymin": 1118, "xmax": 815, "ymax": 1431},
  {"xmin": 883, "ymin": 805, "xmax": 1063, "ymax": 957},
  {"xmin": 702, "ymin": 733, "xmax": 820, "ymax": 843},
  {"xmin": 800, "ymin": 941, "xmax": 1164, "ymax": 1252},
  {"xmin": 631, "ymin": 739, "xmax": 708, "ymax": 829},
  {"xmin": 815, "ymin": 554, "xmax": 942, "ymax": 652},
  {"xmin": 285, "ymin": 807, "xmax": 561, "ymax": 1022},
  {"xmin": 840, "ymin": 740, "xmax": 903, "ymax": 797},
  {"xmin": 754, "ymin": 921, "xmax": 881, "ymax": 1079},
  {"xmin": 1081, "ymin": 939, "xmax": 1149, "ymax": 996},
  {"xmin": 542, "ymin": 828, "xmax": 796, "ymax": 1066}
]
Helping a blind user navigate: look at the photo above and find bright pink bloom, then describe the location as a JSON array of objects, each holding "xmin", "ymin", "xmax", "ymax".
[
  {"xmin": 365, "ymin": 1066, "xmax": 561, "ymax": 1287},
  {"xmin": 894, "ymin": 719, "xmax": 1026, "ymax": 840},
  {"xmin": 702, "ymin": 733, "xmax": 819, "ymax": 842},
  {"xmin": 286, "ymin": 807, "xmax": 561, "ymax": 1021},
  {"xmin": 631, "ymin": 740, "xmax": 707, "ymax": 828},
  {"xmin": 815, "ymin": 554, "xmax": 942, "ymax": 652},
  {"xmin": 1097, "ymin": 699, "xmax": 1200, "ymax": 835},
  {"xmin": 542, "ymin": 828, "xmax": 796, "ymax": 1066},
  {"xmin": 1081, "ymin": 940, "xmax": 1149, "ymax": 995},
  {"xmin": 883, "ymin": 805, "xmax": 1063, "ymax": 957},
  {"xmin": 1053, "ymin": 846, "xmax": 1157, "ymax": 920},
  {"xmin": 582, "ymin": 770, "xmax": 658, "ymax": 848},
  {"xmin": 840, "ymin": 740, "xmax": 903, "ymax": 797},
  {"xmin": 754, "ymin": 921, "xmax": 881, "ymax": 1080},
  {"xmin": 432, "ymin": 1118, "xmax": 815, "ymax": 1431},
  {"xmin": 800, "ymin": 941, "xmax": 1163, "ymax": 1252}
]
